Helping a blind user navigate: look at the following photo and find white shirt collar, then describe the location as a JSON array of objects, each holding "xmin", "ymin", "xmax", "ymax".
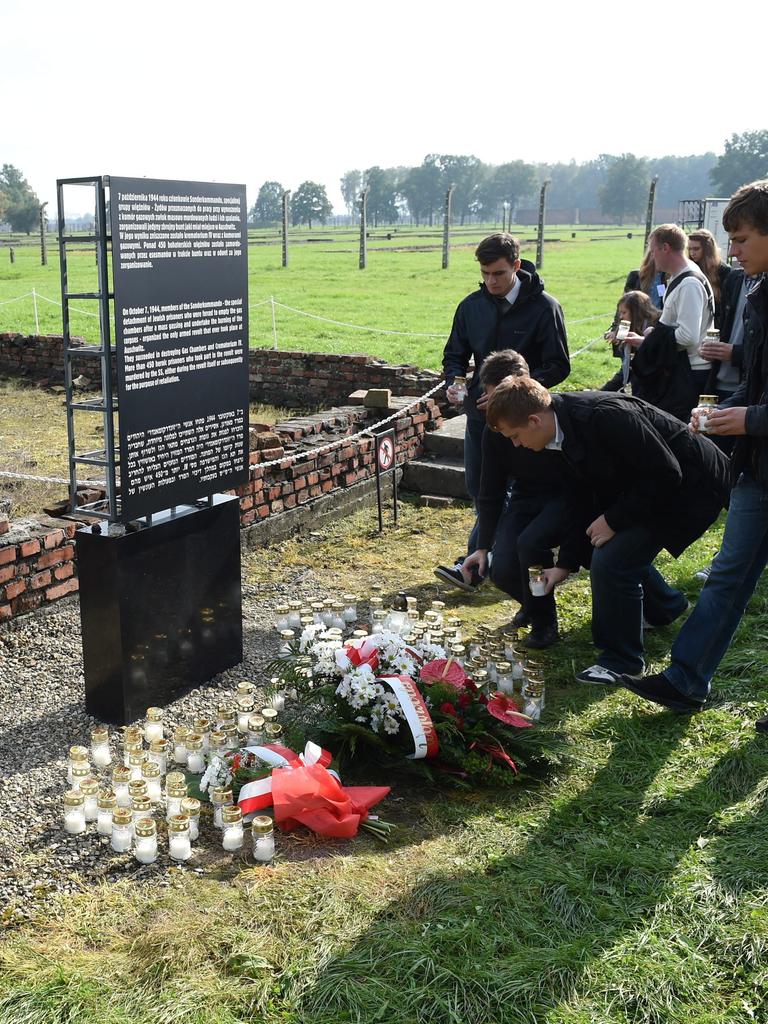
[
  {"xmin": 545, "ymin": 412, "xmax": 564, "ymax": 450},
  {"xmin": 505, "ymin": 276, "xmax": 522, "ymax": 306}
]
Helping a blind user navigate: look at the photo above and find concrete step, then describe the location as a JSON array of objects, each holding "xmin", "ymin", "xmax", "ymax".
[
  {"xmin": 423, "ymin": 413, "xmax": 466, "ymax": 459},
  {"xmin": 401, "ymin": 453, "xmax": 469, "ymax": 499}
]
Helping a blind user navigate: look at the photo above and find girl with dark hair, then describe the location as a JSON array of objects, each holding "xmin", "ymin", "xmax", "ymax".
[
  {"xmin": 601, "ymin": 290, "xmax": 661, "ymax": 393},
  {"xmin": 687, "ymin": 228, "xmax": 731, "ymax": 326}
]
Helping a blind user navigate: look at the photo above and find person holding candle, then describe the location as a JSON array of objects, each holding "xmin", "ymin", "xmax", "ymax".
[
  {"xmin": 484, "ymin": 374, "xmax": 730, "ymax": 684},
  {"xmin": 460, "ymin": 350, "xmax": 593, "ymax": 649},
  {"xmin": 618, "ymin": 181, "xmax": 768, "ymax": 718},
  {"xmin": 436, "ymin": 232, "xmax": 570, "ymax": 593}
]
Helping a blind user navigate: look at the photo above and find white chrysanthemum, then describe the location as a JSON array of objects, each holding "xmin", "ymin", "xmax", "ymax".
[
  {"xmin": 380, "ymin": 693, "xmax": 402, "ymax": 716},
  {"xmin": 419, "ymin": 642, "xmax": 447, "ymax": 661},
  {"xmin": 299, "ymin": 623, "xmax": 325, "ymax": 652},
  {"xmin": 349, "ymin": 692, "xmax": 367, "ymax": 710},
  {"xmin": 382, "ymin": 715, "xmax": 400, "ymax": 735}
]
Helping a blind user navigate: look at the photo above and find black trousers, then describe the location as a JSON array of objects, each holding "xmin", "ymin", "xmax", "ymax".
[{"xmin": 489, "ymin": 488, "xmax": 571, "ymax": 628}]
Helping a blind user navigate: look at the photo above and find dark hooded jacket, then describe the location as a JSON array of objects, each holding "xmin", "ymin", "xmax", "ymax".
[
  {"xmin": 442, "ymin": 259, "xmax": 570, "ymax": 421},
  {"xmin": 550, "ymin": 391, "xmax": 731, "ymax": 559}
]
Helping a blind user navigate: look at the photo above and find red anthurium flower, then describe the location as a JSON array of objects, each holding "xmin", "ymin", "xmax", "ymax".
[
  {"xmin": 421, "ymin": 658, "xmax": 469, "ymax": 689},
  {"xmin": 486, "ymin": 692, "xmax": 534, "ymax": 728},
  {"xmin": 439, "ymin": 701, "xmax": 458, "ymax": 717}
]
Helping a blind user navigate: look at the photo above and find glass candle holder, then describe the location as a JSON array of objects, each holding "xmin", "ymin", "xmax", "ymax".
[
  {"xmin": 251, "ymin": 815, "xmax": 275, "ymax": 864},
  {"xmin": 172, "ymin": 727, "xmax": 189, "ymax": 765},
  {"xmin": 352, "ymin": 628, "xmax": 369, "ymax": 641},
  {"xmin": 342, "ymin": 595, "xmax": 357, "ymax": 623},
  {"xmin": 287, "ymin": 600, "xmax": 302, "ymax": 629},
  {"xmin": 224, "ymin": 725, "xmax": 240, "ymax": 751},
  {"xmin": 80, "ymin": 777, "xmax": 100, "ymax": 822},
  {"xmin": 128, "ymin": 750, "xmax": 148, "ymax": 781},
  {"xmin": 472, "ymin": 668, "xmax": 490, "ymax": 693},
  {"xmin": 141, "ymin": 761, "xmax": 163, "ymax": 803},
  {"xmin": 524, "ymin": 673, "xmax": 546, "ymax": 709},
  {"xmin": 180, "ymin": 797, "xmax": 201, "ymax": 841},
  {"xmin": 168, "ymin": 814, "xmax": 192, "ymax": 861},
  {"xmin": 236, "ymin": 696, "xmax": 255, "ymax": 735},
  {"xmin": 70, "ymin": 761, "xmax": 91, "ymax": 790},
  {"xmin": 211, "ymin": 785, "xmax": 234, "ymax": 828},
  {"xmin": 451, "ymin": 375, "xmax": 467, "ymax": 403},
  {"xmin": 112, "ymin": 765, "xmax": 132, "ymax": 807},
  {"xmin": 495, "ymin": 661, "xmax": 514, "ymax": 696},
  {"xmin": 123, "ymin": 738, "xmax": 143, "ymax": 768},
  {"xmin": 90, "ymin": 727, "xmax": 112, "ymax": 768},
  {"xmin": 369, "ymin": 597, "xmax": 384, "ymax": 628},
  {"xmin": 192, "ymin": 718, "xmax": 211, "ymax": 750},
  {"xmin": 128, "ymin": 778, "xmax": 148, "ymax": 802},
  {"xmin": 265, "ymin": 723, "xmax": 283, "ymax": 743},
  {"xmin": 236, "ymin": 680, "xmax": 256, "ymax": 698},
  {"xmin": 387, "ymin": 609, "xmax": 407, "ymax": 634},
  {"xmin": 449, "ymin": 644, "xmax": 467, "ymax": 667},
  {"xmin": 144, "ymin": 707, "xmax": 164, "ymax": 744},
  {"xmin": 97, "ymin": 788, "xmax": 117, "ymax": 836},
  {"xmin": 261, "ymin": 707, "xmax": 278, "ymax": 725},
  {"xmin": 331, "ymin": 602, "xmax": 346, "ymax": 631},
  {"xmin": 165, "ymin": 779, "xmax": 187, "ymax": 820},
  {"xmin": 185, "ymin": 734, "xmax": 205, "ymax": 774},
  {"xmin": 221, "ymin": 805, "xmax": 244, "ymax": 851},
  {"xmin": 209, "ymin": 730, "xmax": 229, "ymax": 757},
  {"xmin": 522, "ymin": 681, "xmax": 545, "ymax": 721},
  {"xmin": 310, "ymin": 601, "xmax": 325, "ymax": 625},
  {"xmin": 275, "ymin": 604, "xmax": 290, "ymax": 631},
  {"xmin": 63, "ymin": 789, "xmax": 86, "ymax": 834},
  {"xmin": 131, "ymin": 794, "xmax": 152, "ymax": 829},
  {"xmin": 321, "ymin": 598, "xmax": 334, "ymax": 628},
  {"xmin": 134, "ymin": 818, "xmax": 158, "ymax": 864},
  {"xmin": 278, "ymin": 629, "xmax": 296, "ymax": 656},
  {"xmin": 246, "ymin": 715, "xmax": 265, "ymax": 746},
  {"xmin": 695, "ymin": 394, "xmax": 719, "ymax": 433},
  {"xmin": 616, "ymin": 318, "xmax": 631, "ymax": 342},
  {"xmin": 67, "ymin": 745, "xmax": 89, "ymax": 785},
  {"xmin": 216, "ymin": 707, "xmax": 236, "ymax": 733},
  {"xmin": 148, "ymin": 738, "xmax": 170, "ymax": 776},
  {"xmin": 528, "ymin": 566, "xmax": 547, "ymax": 597},
  {"xmin": 110, "ymin": 807, "xmax": 133, "ymax": 852}
]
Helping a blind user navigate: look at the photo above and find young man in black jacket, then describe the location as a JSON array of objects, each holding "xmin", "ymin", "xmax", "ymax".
[
  {"xmin": 485, "ymin": 379, "xmax": 731, "ymax": 684},
  {"xmin": 460, "ymin": 351, "xmax": 593, "ymax": 648},
  {"xmin": 435, "ymin": 233, "xmax": 570, "ymax": 592},
  {"xmin": 621, "ymin": 180, "xmax": 768, "ymax": 714}
]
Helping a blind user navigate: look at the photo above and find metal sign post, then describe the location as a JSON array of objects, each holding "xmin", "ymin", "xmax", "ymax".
[
  {"xmin": 374, "ymin": 427, "xmax": 397, "ymax": 531},
  {"xmin": 39, "ymin": 202, "xmax": 48, "ymax": 266}
]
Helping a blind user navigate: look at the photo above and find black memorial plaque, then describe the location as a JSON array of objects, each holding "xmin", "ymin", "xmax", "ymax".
[{"xmin": 110, "ymin": 177, "xmax": 249, "ymax": 522}]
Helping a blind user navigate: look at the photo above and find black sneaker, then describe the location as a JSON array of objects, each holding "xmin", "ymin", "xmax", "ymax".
[
  {"xmin": 522, "ymin": 623, "xmax": 559, "ymax": 649},
  {"xmin": 619, "ymin": 671, "xmax": 705, "ymax": 712},
  {"xmin": 434, "ymin": 561, "xmax": 484, "ymax": 593}
]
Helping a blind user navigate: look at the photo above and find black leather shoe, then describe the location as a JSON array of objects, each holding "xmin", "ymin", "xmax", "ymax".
[
  {"xmin": 522, "ymin": 624, "xmax": 559, "ymax": 649},
  {"xmin": 620, "ymin": 671, "xmax": 705, "ymax": 713},
  {"xmin": 512, "ymin": 609, "xmax": 531, "ymax": 628}
]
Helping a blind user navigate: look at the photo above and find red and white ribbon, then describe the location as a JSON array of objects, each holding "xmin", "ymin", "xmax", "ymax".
[
  {"xmin": 378, "ymin": 674, "xmax": 439, "ymax": 759},
  {"xmin": 237, "ymin": 741, "xmax": 335, "ymax": 816}
]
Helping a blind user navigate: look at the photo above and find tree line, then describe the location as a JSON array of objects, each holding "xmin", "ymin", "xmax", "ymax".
[
  {"xmin": 249, "ymin": 130, "xmax": 768, "ymax": 228},
  {"xmin": 0, "ymin": 165, "xmax": 42, "ymax": 233}
]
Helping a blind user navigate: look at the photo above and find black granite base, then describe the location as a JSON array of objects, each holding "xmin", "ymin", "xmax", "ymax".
[{"xmin": 76, "ymin": 495, "xmax": 242, "ymax": 724}]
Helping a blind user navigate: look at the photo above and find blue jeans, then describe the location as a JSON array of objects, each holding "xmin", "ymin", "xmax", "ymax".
[
  {"xmin": 666, "ymin": 473, "xmax": 768, "ymax": 701},
  {"xmin": 591, "ymin": 525, "xmax": 688, "ymax": 675},
  {"xmin": 490, "ymin": 491, "xmax": 567, "ymax": 628}
]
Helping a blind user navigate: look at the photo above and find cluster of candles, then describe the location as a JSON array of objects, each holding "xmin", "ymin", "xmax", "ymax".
[
  {"xmin": 61, "ymin": 683, "xmax": 283, "ymax": 865},
  {"xmin": 276, "ymin": 587, "xmax": 546, "ymax": 721}
]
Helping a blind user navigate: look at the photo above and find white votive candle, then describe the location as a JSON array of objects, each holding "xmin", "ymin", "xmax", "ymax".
[
  {"xmin": 63, "ymin": 790, "xmax": 86, "ymax": 834},
  {"xmin": 134, "ymin": 819, "xmax": 158, "ymax": 864}
]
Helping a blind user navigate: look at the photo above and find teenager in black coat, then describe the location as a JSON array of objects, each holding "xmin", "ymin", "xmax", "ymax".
[{"xmin": 485, "ymin": 381, "xmax": 731, "ymax": 684}]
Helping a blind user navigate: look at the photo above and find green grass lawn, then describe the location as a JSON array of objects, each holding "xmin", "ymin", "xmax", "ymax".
[
  {"xmin": 0, "ymin": 224, "xmax": 640, "ymax": 390},
  {"xmin": 2, "ymin": 501, "xmax": 768, "ymax": 1024},
  {"xmin": 5, "ymin": 223, "xmax": 765, "ymax": 1023}
]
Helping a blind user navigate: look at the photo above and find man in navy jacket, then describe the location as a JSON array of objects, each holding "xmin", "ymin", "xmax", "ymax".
[{"xmin": 436, "ymin": 233, "xmax": 569, "ymax": 595}]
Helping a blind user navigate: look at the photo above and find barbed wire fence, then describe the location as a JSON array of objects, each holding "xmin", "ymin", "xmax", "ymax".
[{"xmin": 1, "ymin": 289, "xmax": 611, "ymax": 489}]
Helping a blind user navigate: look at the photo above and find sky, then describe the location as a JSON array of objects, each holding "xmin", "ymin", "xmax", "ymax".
[{"xmin": 2, "ymin": 0, "xmax": 765, "ymax": 216}]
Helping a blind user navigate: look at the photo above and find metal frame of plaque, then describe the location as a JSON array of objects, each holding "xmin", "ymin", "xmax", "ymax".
[{"xmin": 56, "ymin": 175, "xmax": 250, "ymax": 524}]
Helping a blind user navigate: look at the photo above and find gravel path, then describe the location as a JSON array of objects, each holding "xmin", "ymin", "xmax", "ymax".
[{"xmin": 0, "ymin": 569, "xmax": 330, "ymax": 923}]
